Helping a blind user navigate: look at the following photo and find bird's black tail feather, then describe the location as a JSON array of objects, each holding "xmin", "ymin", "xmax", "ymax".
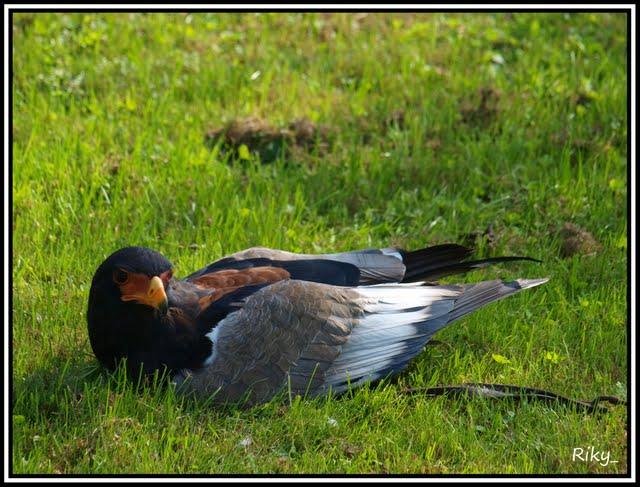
[{"xmin": 400, "ymin": 244, "xmax": 541, "ymax": 282}]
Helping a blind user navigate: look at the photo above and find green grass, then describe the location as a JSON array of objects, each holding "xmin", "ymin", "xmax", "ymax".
[{"xmin": 11, "ymin": 12, "xmax": 628, "ymax": 475}]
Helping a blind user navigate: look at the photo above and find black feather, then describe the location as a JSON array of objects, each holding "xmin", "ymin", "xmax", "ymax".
[
  {"xmin": 400, "ymin": 244, "xmax": 541, "ymax": 282},
  {"xmin": 278, "ymin": 259, "xmax": 361, "ymax": 286},
  {"xmin": 399, "ymin": 244, "xmax": 474, "ymax": 281}
]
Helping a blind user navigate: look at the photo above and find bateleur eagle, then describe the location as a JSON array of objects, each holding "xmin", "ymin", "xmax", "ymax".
[{"xmin": 87, "ymin": 243, "xmax": 547, "ymax": 406}]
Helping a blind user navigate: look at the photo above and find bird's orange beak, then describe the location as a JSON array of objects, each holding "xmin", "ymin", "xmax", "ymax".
[{"xmin": 121, "ymin": 275, "xmax": 168, "ymax": 313}]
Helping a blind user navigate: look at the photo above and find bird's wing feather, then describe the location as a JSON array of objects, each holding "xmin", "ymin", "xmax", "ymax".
[
  {"xmin": 186, "ymin": 246, "xmax": 405, "ymax": 285},
  {"xmin": 174, "ymin": 277, "xmax": 547, "ymax": 406}
]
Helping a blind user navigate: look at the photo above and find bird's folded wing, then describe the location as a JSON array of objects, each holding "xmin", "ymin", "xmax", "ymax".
[
  {"xmin": 174, "ymin": 277, "xmax": 547, "ymax": 406},
  {"xmin": 174, "ymin": 280, "xmax": 359, "ymax": 404},
  {"xmin": 174, "ymin": 279, "xmax": 458, "ymax": 405},
  {"xmin": 187, "ymin": 246, "xmax": 407, "ymax": 285}
]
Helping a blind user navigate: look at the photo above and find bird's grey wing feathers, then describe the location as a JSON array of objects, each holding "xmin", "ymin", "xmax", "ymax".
[
  {"xmin": 174, "ymin": 277, "xmax": 547, "ymax": 406},
  {"xmin": 174, "ymin": 280, "xmax": 362, "ymax": 405}
]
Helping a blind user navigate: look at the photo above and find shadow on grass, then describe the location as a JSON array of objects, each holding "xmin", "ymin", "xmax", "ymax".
[{"xmin": 12, "ymin": 343, "xmax": 625, "ymax": 431}]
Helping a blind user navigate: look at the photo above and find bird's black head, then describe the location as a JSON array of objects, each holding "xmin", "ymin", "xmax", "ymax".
[{"xmin": 87, "ymin": 246, "xmax": 175, "ymax": 377}]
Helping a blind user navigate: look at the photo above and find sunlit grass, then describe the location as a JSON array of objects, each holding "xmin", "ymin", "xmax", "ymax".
[{"xmin": 11, "ymin": 12, "xmax": 628, "ymax": 475}]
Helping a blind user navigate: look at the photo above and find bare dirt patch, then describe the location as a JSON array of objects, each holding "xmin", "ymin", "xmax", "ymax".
[
  {"xmin": 558, "ymin": 222, "xmax": 602, "ymax": 258},
  {"xmin": 460, "ymin": 87, "xmax": 500, "ymax": 127},
  {"xmin": 205, "ymin": 116, "xmax": 330, "ymax": 163}
]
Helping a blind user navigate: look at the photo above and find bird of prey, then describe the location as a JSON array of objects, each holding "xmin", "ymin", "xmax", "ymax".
[{"xmin": 87, "ymin": 243, "xmax": 547, "ymax": 406}]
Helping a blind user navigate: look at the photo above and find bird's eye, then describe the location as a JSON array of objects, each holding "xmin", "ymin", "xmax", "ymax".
[
  {"xmin": 113, "ymin": 269, "xmax": 129, "ymax": 285},
  {"xmin": 161, "ymin": 269, "xmax": 174, "ymax": 282}
]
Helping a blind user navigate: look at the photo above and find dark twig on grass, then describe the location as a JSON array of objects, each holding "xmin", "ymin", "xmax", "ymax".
[{"xmin": 400, "ymin": 383, "xmax": 627, "ymax": 414}]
